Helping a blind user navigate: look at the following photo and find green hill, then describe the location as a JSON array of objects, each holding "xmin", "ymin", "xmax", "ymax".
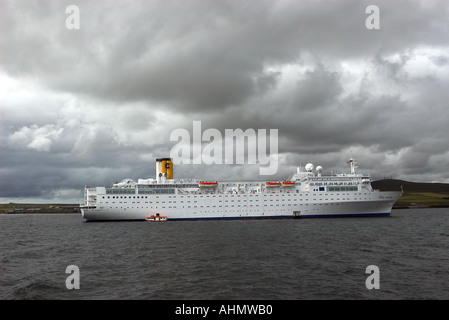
[
  {"xmin": 372, "ymin": 179, "xmax": 449, "ymax": 193},
  {"xmin": 372, "ymin": 179, "xmax": 449, "ymax": 208}
]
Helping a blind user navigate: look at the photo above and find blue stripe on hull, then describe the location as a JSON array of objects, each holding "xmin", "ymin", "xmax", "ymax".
[
  {"xmin": 167, "ymin": 212, "xmax": 391, "ymax": 221},
  {"xmin": 298, "ymin": 212, "xmax": 391, "ymax": 218},
  {"xmin": 84, "ymin": 212, "xmax": 391, "ymax": 221},
  {"xmin": 168, "ymin": 215, "xmax": 293, "ymax": 221}
]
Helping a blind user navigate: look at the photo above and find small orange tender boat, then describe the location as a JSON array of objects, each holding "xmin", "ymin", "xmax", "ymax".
[{"xmin": 145, "ymin": 213, "xmax": 167, "ymax": 222}]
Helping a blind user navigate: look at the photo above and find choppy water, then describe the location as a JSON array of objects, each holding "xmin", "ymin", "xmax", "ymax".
[{"xmin": 1, "ymin": 208, "xmax": 448, "ymax": 300}]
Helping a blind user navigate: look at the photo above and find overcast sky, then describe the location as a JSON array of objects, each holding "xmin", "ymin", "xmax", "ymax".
[{"xmin": 1, "ymin": 0, "xmax": 449, "ymax": 203}]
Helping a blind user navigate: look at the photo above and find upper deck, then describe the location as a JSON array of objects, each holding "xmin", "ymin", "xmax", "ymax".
[{"xmin": 83, "ymin": 157, "xmax": 375, "ymax": 206}]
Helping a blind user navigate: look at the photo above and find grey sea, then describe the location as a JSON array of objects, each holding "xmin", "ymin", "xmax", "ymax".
[{"xmin": 1, "ymin": 208, "xmax": 448, "ymax": 300}]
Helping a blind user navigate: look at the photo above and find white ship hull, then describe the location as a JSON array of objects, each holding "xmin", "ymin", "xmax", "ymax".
[
  {"xmin": 80, "ymin": 157, "xmax": 402, "ymax": 221},
  {"xmin": 81, "ymin": 190, "xmax": 401, "ymax": 221}
]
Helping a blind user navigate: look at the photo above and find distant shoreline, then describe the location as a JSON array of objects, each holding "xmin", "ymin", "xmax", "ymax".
[
  {"xmin": 1, "ymin": 202, "xmax": 448, "ymax": 215},
  {"xmin": 393, "ymin": 205, "xmax": 449, "ymax": 209},
  {"xmin": 3, "ymin": 179, "xmax": 449, "ymax": 215},
  {"xmin": 0, "ymin": 203, "xmax": 80, "ymax": 215}
]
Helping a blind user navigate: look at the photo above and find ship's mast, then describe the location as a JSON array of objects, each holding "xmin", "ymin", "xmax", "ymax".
[{"xmin": 347, "ymin": 158, "xmax": 358, "ymax": 174}]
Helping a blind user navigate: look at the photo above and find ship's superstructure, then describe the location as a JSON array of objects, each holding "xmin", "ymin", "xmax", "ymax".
[{"xmin": 80, "ymin": 157, "xmax": 402, "ymax": 221}]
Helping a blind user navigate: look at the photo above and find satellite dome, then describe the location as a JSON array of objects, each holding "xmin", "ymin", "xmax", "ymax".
[
  {"xmin": 316, "ymin": 166, "xmax": 323, "ymax": 173},
  {"xmin": 305, "ymin": 163, "xmax": 314, "ymax": 172}
]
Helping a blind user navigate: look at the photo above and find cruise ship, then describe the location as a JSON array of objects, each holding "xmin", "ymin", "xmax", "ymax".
[{"xmin": 80, "ymin": 157, "xmax": 402, "ymax": 221}]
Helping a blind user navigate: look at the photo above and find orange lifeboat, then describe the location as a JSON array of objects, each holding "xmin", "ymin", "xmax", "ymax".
[
  {"xmin": 282, "ymin": 181, "xmax": 295, "ymax": 186},
  {"xmin": 266, "ymin": 181, "xmax": 281, "ymax": 186},
  {"xmin": 199, "ymin": 181, "xmax": 218, "ymax": 187}
]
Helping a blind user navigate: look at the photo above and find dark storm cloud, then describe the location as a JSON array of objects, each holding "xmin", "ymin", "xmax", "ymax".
[
  {"xmin": 1, "ymin": 0, "xmax": 449, "ymax": 201},
  {"xmin": 3, "ymin": 0, "xmax": 448, "ymax": 110}
]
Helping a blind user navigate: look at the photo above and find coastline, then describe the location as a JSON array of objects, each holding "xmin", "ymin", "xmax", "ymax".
[
  {"xmin": 393, "ymin": 205, "xmax": 449, "ymax": 209},
  {"xmin": 0, "ymin": 203, "xmax": 80, "ymax": 215},
  {"xmin": 3, "ymin": 179, "xmax": 449, "ymax": 215},
  {"xmin": 393, "ymin": 192, "xmax": 449, "ymax": 209},
  {"xmin": 1, "ymin": 201, "xmax": 448, "ymax": 215}
]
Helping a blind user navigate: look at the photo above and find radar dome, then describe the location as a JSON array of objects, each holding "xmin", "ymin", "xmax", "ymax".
[{"xmin": 305, "ymin": 163, "xmax": 314, "ymax": 172}]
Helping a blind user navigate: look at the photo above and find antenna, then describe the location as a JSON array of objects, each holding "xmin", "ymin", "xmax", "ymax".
[
  {"xmin": 346, "ymin": 157, "xmax": 356, "ymax": 174},
  {"xmin": 346, "ymin": 150, "xmax": 359, "ymax": 174}
]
